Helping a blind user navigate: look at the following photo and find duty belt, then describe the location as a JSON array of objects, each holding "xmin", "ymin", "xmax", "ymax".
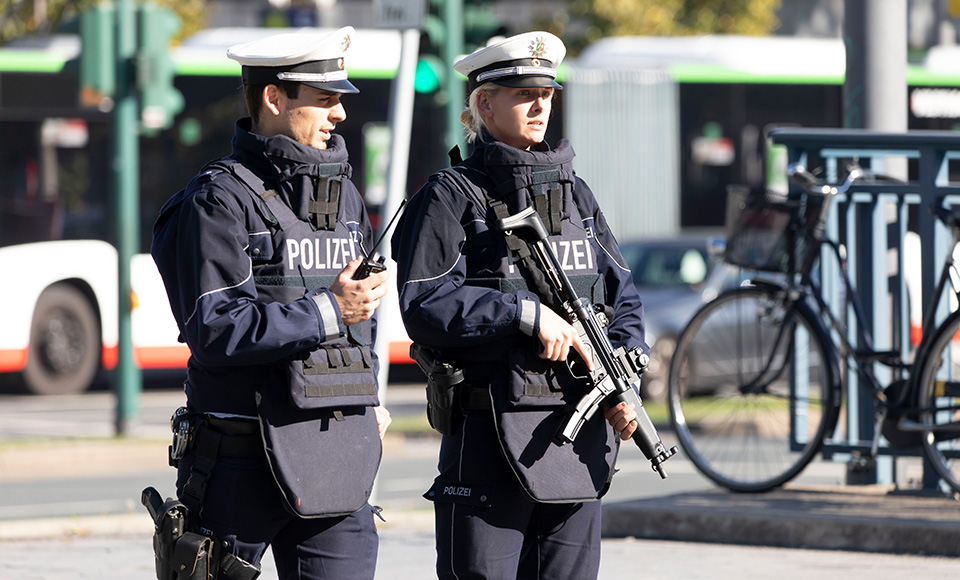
[
  {"xmin": 170, "ymin": 409, "xmax": 263, "ymax": 466},
  {"xmin": 205, "ymin": 416, "xmax": 263, "ymax": 458},
  {"xmin": 458, "ymin": 385, "xmax": 492, "ymax": 412}
]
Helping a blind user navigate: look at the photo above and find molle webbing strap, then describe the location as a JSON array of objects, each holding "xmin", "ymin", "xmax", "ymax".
[
  {"xmin": 308, "ymin": 163, "xmax": 348, "ymax": 231},
  {"xmin": 254, "ymin": 274, "xmax": 338, "ymax": 290},
  {"xmin": 494, "ymin": 166, "xmax": 565, "ymax": 236},
  {"xmin": 309, "ymin": 177, "xmax": 341, "ymax": 231},
  {"xmin": 302, "ymin": 345, "xmax": 377, "ymax": 398}
]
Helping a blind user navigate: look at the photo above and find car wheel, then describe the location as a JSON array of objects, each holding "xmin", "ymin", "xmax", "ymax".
[
  {"xmin": 641, "ymin": 335, "xmax": 676, "ymax": 402},
  {"xmin": 23, "ymin": 284, "xmax": 101, "ymax": 395}
]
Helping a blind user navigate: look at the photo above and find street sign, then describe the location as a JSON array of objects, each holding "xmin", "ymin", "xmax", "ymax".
[{"xmin": 374, "ymin": 0, "xmax": 424, "ymax": 29}]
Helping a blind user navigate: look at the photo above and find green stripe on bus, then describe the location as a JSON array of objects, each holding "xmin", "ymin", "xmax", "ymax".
[
  {"xmin": 0, "ymin": 51, "xmax": 66, "ymax": 73},
  {"xmin": 670, "ymin": 63, "xmax": 843, "ymax": 85}
]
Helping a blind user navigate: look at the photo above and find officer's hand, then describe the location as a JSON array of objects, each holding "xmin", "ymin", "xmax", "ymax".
[
  {"xmin": 537, "ymin": 308, "xmax": 594, "ymax": 371},
  {"xmin": 604, "ymin": 401, "xmax": 638, "ymax": 440},
  {"xmin": 330, "ymin": 258, "xmax": 389, "ymax": 326},
  {"xmin": 374, "ymin": 406, "xmax": 392, "ymax": 439}
]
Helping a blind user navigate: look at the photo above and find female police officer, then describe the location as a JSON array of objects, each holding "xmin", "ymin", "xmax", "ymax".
[
  {"xmin": 391, "ymin": 31, "xmax": 645, "ymax": 579},
  {"xmin": 151, "ymin": 28, "xmax": 391, "ymax": 580}
]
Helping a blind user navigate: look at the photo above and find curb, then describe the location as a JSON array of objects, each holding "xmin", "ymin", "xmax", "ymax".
[{"xmin": 602, "ymin": 485, "xmax": 960, "ymax": 557}]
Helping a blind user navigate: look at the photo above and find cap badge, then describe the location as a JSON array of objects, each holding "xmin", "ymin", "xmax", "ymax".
[
  {"xmin": 338, "ymin": 58, "xmax": 344, "ymax": 70},
  {"xmin": 341, "ymin": 33, "xmax": 351, "ymax": 52},
  {"xmin": 529, "ymin": 37, "xmax": 547, "ymax": 59},
  {"xmin": 531, "ymin": 58, "xmax": 541, "ymax": 67}
]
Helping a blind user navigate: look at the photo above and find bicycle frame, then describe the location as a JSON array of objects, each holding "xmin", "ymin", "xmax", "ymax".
[{"xmin": 757, "ymin": 186, "xmax": 960, "ymax": 449}]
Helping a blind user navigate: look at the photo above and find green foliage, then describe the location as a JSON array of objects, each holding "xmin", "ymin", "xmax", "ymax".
[
  {"xmin": 0, "ymin": 0, "xmax": 207, "ymax": 46},
  {"xmin": 538, "ymin": 0, "xmax": 782, "ymax": 54}
]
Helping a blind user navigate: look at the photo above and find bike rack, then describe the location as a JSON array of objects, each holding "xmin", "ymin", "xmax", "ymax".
[{"xmin": 770, "ymin": 128, "xmax": 960, "ymax": 491}]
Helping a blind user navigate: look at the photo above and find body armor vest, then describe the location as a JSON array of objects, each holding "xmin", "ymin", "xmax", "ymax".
[
  {"xmin": 204, "ymin": 155, "xmax": 381, "ymax": 518},
  {"xmin": 434, "ymin": 140, "xmax": 619, "ymax": 503}
]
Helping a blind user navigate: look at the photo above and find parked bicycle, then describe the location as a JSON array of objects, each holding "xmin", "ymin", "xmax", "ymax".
[{"xmin": 666, "ymin": 164, "xmax": 960, "ymax": 493}]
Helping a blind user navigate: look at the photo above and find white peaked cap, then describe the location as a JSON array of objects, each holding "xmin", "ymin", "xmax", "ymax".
[
  {"xmin": 226, "ymin": 26, "xmax": 359, "ymax": 93},
  {"xmin": 454, "ymin": 31, "xmax": 566, "ymax": 92}
]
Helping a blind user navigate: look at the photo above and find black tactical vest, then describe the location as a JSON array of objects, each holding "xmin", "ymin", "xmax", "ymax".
[
  {"xmin": 206, "ymin": 155, "xmax": 382, "ymax": 518},
  {"xmin": 436, "ymin": 140, "xmax": 619, "ymax": 503}
]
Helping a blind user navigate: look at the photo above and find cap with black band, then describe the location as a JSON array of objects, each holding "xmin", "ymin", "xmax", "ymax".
[
  {"xmin": 227, "ymin": 26, "xmax": 359, "ymax": 94},
  {"xmin": 454, "ymin": 31, "xmax": 566, "ymax": 93}
]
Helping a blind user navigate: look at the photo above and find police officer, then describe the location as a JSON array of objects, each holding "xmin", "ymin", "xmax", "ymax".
[
  {"xmin": 391, "ymin": 31, "xmax": 646, "ymax": 580},
  {"xmin": 151, "ymin": 27, "xmax": 391, "ymax": 580}
]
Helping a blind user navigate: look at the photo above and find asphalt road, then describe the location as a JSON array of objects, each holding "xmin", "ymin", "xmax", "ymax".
[
  {"xmin": 0, "ymin": 384, "xmax": 850, "ymax": 521},
  {"xmin": 3, "ymin": 384, "xmax": 958, "ymax": 580}
]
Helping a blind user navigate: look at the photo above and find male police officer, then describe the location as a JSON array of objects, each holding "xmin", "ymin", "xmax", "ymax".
[
  {"xmin": 392, "ymin": 32, "xmax": 645, "ymax": 579},
  {"xmin": 151, "ymin": 27, "xmax": 391, "ymax": 580}
]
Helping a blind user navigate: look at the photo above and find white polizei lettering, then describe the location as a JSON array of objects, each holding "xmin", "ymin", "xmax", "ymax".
[
  {"xmin": 443, "ymin": 486, "xmax": 472, "ymax": 497},
  {"xmin": 325, "ymin": 238, "xmax": 333, "ymax": 269},
  {"xmin": 349, "ymin": 236, "xmax": 358, "ymax": 262},
  {"xmin": 587, "ymin": 241, "xmax": 594, "ymax": 270},
  {"xmin": 330, "ymin": 238, "xmax": 342, "ymax": 269},
  {"xmin": 287, "ymin": 239, "xmax": 300, "ymax": 270},
  {"xmin": 315, "ymin": 238, "xmax": 324, "ymax": 269},
  {"xmin": 560, "ymin": 241, "xmax": 572, "ymax": 270},
  {"xmin": 572, "ymin": 240, "xmax": 587, "ymax": 270},
  {"xmin": 300, "ymin": 239, "xmax": 314, "ymax": 269},
  {"xmin": 339, "ymin": 238, "xmax": 352, "ymax": 268}
]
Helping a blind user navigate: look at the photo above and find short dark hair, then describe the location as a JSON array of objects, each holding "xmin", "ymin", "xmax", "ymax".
[{"xmin": 242, "ymin": 80, "xmax": 301, "ymax": 124}]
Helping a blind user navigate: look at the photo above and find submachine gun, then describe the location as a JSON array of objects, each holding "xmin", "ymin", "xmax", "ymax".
[{"xmin": 498, "ymin": 206, "xmax": 678, "ymax": 478}]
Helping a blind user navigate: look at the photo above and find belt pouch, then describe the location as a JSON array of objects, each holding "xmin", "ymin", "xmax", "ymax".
[{"xmin": 171, "ymin": 532, "xmax": 213, "ymax": 580}]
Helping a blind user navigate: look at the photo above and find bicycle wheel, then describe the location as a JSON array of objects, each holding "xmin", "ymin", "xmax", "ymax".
[
  {"xmin": 667, "ymin": 284, "xmax": 838, "ymax": 492},
  {"xmin": 916, "ymin": 310, "xmax": 960, "ymax": 495}
]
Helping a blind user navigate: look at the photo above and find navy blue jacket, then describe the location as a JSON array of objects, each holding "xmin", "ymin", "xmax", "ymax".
[{"xmin": 152, "ymin": 119, "xmax": 378, "ymax": 416}]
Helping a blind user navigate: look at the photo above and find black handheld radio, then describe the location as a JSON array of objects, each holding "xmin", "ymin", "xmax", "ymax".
[{"xmin": 352, "ymin": 199, "xmax": 408, "ymax": 280}]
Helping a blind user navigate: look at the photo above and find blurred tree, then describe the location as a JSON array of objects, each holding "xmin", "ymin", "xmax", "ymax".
[
  {"xmin": 542, "ymin": 0, "xmax": 781, "ymax": 54},
  {"xmin": 0, "ymin": 0, "xmax": 207, "ymax": 46}
]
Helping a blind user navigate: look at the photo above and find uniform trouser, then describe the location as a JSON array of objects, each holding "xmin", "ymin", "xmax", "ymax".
[
  {"xmin": 177, "ymin": 449, "xmax": 379, "ymax": 580},
  {"xmin": 431, "ymin": 412, "xmax": 602, "ymax": 580}
]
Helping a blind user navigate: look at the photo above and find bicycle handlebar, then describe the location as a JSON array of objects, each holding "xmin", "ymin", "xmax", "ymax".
[{"xmin": 787, "ymin": 163, "xmax": 863, "ymax": 197}]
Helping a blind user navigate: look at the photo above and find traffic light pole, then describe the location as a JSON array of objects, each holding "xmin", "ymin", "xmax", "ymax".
[
  {"xmin": 441, "ymin": 0, "xmax": 464, "ymax": 154},
  {"xmin": 113, "ymin": 0, "xmax": 142, "ymax": 436}
]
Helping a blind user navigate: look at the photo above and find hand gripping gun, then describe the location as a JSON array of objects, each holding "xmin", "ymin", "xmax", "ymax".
[{"xmin": 497, "ymin": 206, "xmax": 678, "ymax": 478}]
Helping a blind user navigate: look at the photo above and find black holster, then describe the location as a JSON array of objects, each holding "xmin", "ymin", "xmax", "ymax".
[
  {"xmin": 143, "ymin": 489, "xmax": 260, "ymax": 580},
  {"xmin": 410, "ymin": 343, "xmax": 465, "ymax": 435}
]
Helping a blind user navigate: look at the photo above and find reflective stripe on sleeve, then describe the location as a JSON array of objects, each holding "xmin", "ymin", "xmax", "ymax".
[
  {"xmin": 312, "ymin": 292, "xmax": 341, "ymax": 341},
  {"xmin": 519, "ymin": 298, "xmax": 537, "ymax": 336}
]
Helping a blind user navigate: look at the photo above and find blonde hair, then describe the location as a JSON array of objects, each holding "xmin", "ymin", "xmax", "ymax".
[{"xmin": 459, "ymin": 84, "xmax": 501, "ymax": 143}]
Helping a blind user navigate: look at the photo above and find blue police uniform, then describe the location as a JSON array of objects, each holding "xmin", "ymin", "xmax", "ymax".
[
  {"xmin": 391, "ymin": 133, "xmax": 647, "ymax": 578},
  {"xmin": 151, "ymin": 116, "xmax": 381, "ymax": 578}
]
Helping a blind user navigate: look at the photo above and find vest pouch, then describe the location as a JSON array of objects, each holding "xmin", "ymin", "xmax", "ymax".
[
  {"xmin": 504, "ymin": 347, "xmax": 586, "ymax": 409},
  {"xmin": 256, "ymin": 386, "xmax": 382, "ymax": 518},
  {"xmin": 490, "ymin": 368, "xmax": 619, "ymax": 503},
  {"xmin": 288, "ymin": 345, "xmax": 380, "ymax": 411}
]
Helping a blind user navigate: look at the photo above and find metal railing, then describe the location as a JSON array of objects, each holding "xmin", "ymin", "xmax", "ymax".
[{"xmin": 770, "ymin": 128, "xmax": 960, "ymax": 488}]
